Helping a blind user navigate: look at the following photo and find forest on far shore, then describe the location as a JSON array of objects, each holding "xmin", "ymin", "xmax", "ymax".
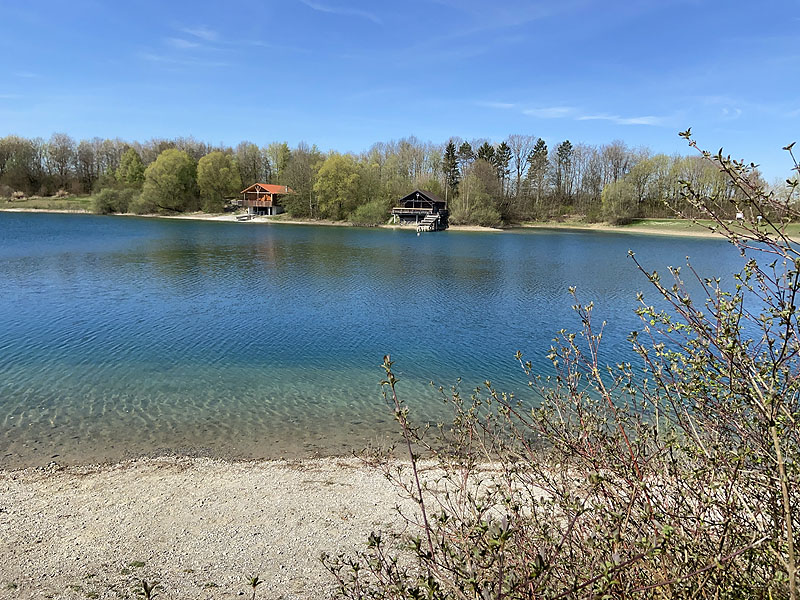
[{"xmin": 0, "ymin": 133, "xmax": 780, "ymax": 226}]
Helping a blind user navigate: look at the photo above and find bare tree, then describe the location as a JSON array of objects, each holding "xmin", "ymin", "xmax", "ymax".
[{"xmin": 506, "ymin": 134, "xmax": 536, "ymax": 202}]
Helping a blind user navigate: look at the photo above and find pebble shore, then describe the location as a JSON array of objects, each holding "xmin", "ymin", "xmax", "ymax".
[{"xmin": 0, "ymin": 456, "xmax": 414, "ymax": 599}]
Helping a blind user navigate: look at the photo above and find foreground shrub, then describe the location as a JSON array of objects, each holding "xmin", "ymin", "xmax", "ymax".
[
  {"xmin": 350, "ymin": 199, "xmax": 391, "ymax": 226},
  {"xmin": 324, "ymin": 134, "xmax": 800, "ymax": 599},
  {"xmin": 92, "ymin": 188, "xmax": 139, "ymax": 214}
]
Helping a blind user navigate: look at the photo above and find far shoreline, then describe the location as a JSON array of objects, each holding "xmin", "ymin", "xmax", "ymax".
[{"xmin": 0, "ymin": 206, "xmax": 731, "ymax": 239}]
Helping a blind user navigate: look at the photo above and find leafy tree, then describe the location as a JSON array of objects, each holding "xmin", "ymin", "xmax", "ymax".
[
  {"xmin": 197, "ymin": 151, "xmax": 241, "ymax": 212},
  {"xmin": 313, "ymin": 153, "xmax": 361, "ymax": 220},
  {"xmin": 265, "ymin": 142, "xmax": 290, "ymax": 183},
  {"xmin": 0, "ymin": 135, "xmax": 43, "ymax": 194},
  {"xmin": 116, "ymin": 148, "xmax": 145, "ymax": 188},
  {"xmin": 601, "ymin": 177, "xmax": 638, "ymax": 224},
  {"xmin": 92, "ymin": 188, "xmax": 139, "ymax": 214},
  {"xmin": 140, "ymin": 149, "xmax": 198, "ymax": 213},
  {"xmin": 349, "ymin": 198, "xmax": 391, "ymax": 226},
  {"xmin": 451, "ymin": 159, "xmax": 501, "ymax": 226}
]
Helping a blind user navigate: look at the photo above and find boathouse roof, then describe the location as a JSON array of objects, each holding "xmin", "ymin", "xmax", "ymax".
[
  {"xmin": 240, "ymin": 183, "xmax": 294, "ymax": 195},
  {"xmin": 397, "ymin": 189, "xmax": 446, "ymax": 206}
]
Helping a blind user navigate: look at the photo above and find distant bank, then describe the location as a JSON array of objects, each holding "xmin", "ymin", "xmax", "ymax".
[{"xmin": 0, "ymin": 205, "xmax": 749, "ymax": 239}]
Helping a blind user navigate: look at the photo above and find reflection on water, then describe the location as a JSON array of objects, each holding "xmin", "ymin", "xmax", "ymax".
[{"xmin": 0, "ymin": 213, "xmax": 740, "ymax": 467}]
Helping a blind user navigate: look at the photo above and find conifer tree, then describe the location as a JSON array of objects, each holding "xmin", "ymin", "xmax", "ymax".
[
  {"xmin": 456, "ymin": 142, "xmax": 474, "ymax": 170},
  {"xmin": 476, "ymin": 141, "xmax": 496, "ymax": 165},
  {"xmin": 442, "ymin": 140, "xmax": 459, "ymax": 198},
  {"xmin": 495, "ymin": 141, "xmax": 512, "ymax": 192}
]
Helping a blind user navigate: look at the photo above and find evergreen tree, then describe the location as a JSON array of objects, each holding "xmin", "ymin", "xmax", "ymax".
[
  {"xmin": 495, "ymin": 141, "xmax": 512, "ymax": 189},
  {"xmin": 476, "ymin": 142, "xmax": 496, "ymax": 165},
  {"xmin": 442, "ymin": 140, "xmax": 460, "ymax": 197},
  {"xmin": 525, "ymin": 138, "xmax": 549, "ymax": 211},
  {"xmin": 457, "ymin": 142, "xmax": 474, "ymax": 170},
  {"xmin": 552, "ymin": 140, "xmax": 574, "ymax": 202}
]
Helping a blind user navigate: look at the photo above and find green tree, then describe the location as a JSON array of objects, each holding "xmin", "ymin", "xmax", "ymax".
[
  {"xmin": 457, "ymin": 141, "xmax": 474, "ymax": 171},
  {"xmin": 451, "ymin": 159, "xmax": 501, "ymax": 226},
  {"xmin": 551, "ymin": 139, "xmax": 574, "ymax": 203},
  {"xmin": 197, "ymin": 151, "xmax": 241, "ymax": 212},
  {"xmin": 313, "ymin": 153, "xmax": 361, "ymax": 220},
  {"xmin": 525, "ymin": 138, "xmax": 549, "ymax": 212},
  {"xmin": 140, "ymin": 149, "xmax": 198, "ymax": 213},
  {"xmin": 116, "ymin": 148, "xmax": 145, "ymax": 188},
  {"xmin": 494, "ymin": 141, "xmax": 513, "ymax": 212},
  {"xmin": 265, "ymin": 142, "xmax": 291, "ymax": 183},
  {"xmin": 601, "ymin": 177, "xmax": 638, "ymax": 224},
  {"xmin": 442, "ymin": 140, "xmax": 459, "ymax": 200},
  {"xmin": 475, "ymin": 141, "xmax": 496, "ymax": 165}
]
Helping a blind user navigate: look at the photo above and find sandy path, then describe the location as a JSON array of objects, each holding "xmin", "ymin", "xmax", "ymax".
[{"xmin": 0, "ymin": 457, "xmax": 414, "ymax": 599}]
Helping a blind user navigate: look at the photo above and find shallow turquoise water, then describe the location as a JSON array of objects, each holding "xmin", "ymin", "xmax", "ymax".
[{"xmin": 0, "ymin": 213, "xmax": 741, "ymax": 467}]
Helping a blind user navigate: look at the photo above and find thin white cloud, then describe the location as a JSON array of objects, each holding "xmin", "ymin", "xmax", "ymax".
[
  {"xmin": 577, "ymin": 114, "xmax": 663, "ymax": 126},
  {"xmin": 139, "ymin": 52, "xmax": 228, "ymax": 68},
  {"xmin": 181, "ymin": 26, "xmax": 219, "ymax": 41},
  {"xmin": 299, "ymin": 0, "xmax": 382, "ymax": 24},
  {"xmin": 166, "ymin": 37, "xmax": 201, "ymax": 49},
  {"xmin": 477, "ymin": 101, "xmax": 516, "ymax": 109},
  {"xmin": 721, "ymin": 107, "xmax": 743, "ymax": 119},
  {"xmin": 13, "ymin": 72, "xmax": 38, "ymax": 79},
  {"xmin": 0, "ymin": 94, "xmax": 22, "ymax": 99},
  {"xmin": 523, "ymin": 106, "xmax": 574, "ymax": 118}
]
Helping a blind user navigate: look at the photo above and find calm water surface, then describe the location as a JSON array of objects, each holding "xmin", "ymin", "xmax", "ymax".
[{"xmin": 0, "ymin": 213, "xmax": 741, "ymax": 467}]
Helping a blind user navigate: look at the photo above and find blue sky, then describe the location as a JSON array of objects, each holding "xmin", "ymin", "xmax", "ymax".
[{"xmin": 0, "ymin": 0, "xmax": 798, "ymax": 180}]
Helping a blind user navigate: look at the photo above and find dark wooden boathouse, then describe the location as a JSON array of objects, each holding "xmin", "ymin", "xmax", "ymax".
[
  {"xmin": 391, "ymin": 189, "xmax": 448, "ymax": 231},
  {"xmin": 234, "ymin": 183, "xmax": 294, "ymax": 216}
]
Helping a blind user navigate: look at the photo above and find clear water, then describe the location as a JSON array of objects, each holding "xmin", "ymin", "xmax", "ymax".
[{"xmin": 0, "ymin": 213, "xmax": 741, "ymax": 467}]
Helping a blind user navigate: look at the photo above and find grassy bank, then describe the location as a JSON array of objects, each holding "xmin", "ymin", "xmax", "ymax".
[
  {"xmin": 2, "ymin": 195, "xmax": 93, "ymax": 212},
  {"xmin": 6, "ymin": 201, "xmax": 799, "ymax": 239},
  {"xmin": 519, "ymin": 216, "xmax": 800, "ymax": 239}
]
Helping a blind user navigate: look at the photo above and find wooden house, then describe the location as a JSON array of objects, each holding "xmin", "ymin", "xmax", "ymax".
[
  {"xmin": 234, "ymin": 183, "xmax": 294, "ymax": 216},
  {"xmin": 391, "ymin": 189, "xmax": 448, "ymax": 230}
]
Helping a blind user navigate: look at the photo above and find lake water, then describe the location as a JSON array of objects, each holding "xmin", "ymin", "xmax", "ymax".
[{"xmin": 0, "ymin": 213, "xmax": 741, "ymax": 467}]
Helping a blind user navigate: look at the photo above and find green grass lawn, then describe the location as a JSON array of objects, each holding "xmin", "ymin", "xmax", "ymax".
[
  {"xmin": 622, "ymin": 217, "xmax": 800, "ymax": 237},
  {"xmin": 1, "ymin": 195, "xmax": 93, "ymax": 211},
  {"xmin": 519, "ymin": 216, "xmax": 800, "ymax": 238}
]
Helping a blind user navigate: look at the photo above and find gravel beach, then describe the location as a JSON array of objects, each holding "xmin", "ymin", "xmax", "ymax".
[{"xmin": 0, "ymin": 456, "xmax": 415, "ymax": 599}]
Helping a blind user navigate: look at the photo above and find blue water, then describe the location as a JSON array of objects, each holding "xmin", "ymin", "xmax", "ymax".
[{"xmin": 0, "ymin": 213, "xmax": 742, "ymax": 467}]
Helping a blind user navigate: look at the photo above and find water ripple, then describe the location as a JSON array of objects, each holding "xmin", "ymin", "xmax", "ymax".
[{"xmin": 0, "ymin": 213, "xmax": 740, "ymax": 467}]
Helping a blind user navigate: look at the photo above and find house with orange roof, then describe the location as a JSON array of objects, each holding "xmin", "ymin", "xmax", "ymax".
[{"xmin": 235, "ymin": 183, "xmax": 295, "ymax": 216}]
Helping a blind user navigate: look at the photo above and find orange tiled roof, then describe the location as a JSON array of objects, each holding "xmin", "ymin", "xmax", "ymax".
[{"xmin": 240, "ymin": 183, "xmax": 294, "ymax": 194}]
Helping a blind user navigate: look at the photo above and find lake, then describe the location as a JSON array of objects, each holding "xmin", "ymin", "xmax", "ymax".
[{"xmin": 0, "ymin": 213, "xmax": 741, "ymax": 467}]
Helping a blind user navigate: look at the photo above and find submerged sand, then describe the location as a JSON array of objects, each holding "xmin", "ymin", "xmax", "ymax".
[{"xmin": 0, "ymin": 456, "xmax": 415, "ymax": 599}]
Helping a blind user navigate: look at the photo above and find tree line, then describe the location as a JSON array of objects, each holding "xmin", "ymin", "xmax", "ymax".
[{"xmin": 0, "ymin": 132, "xmax": 771, "ymax": 225}]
